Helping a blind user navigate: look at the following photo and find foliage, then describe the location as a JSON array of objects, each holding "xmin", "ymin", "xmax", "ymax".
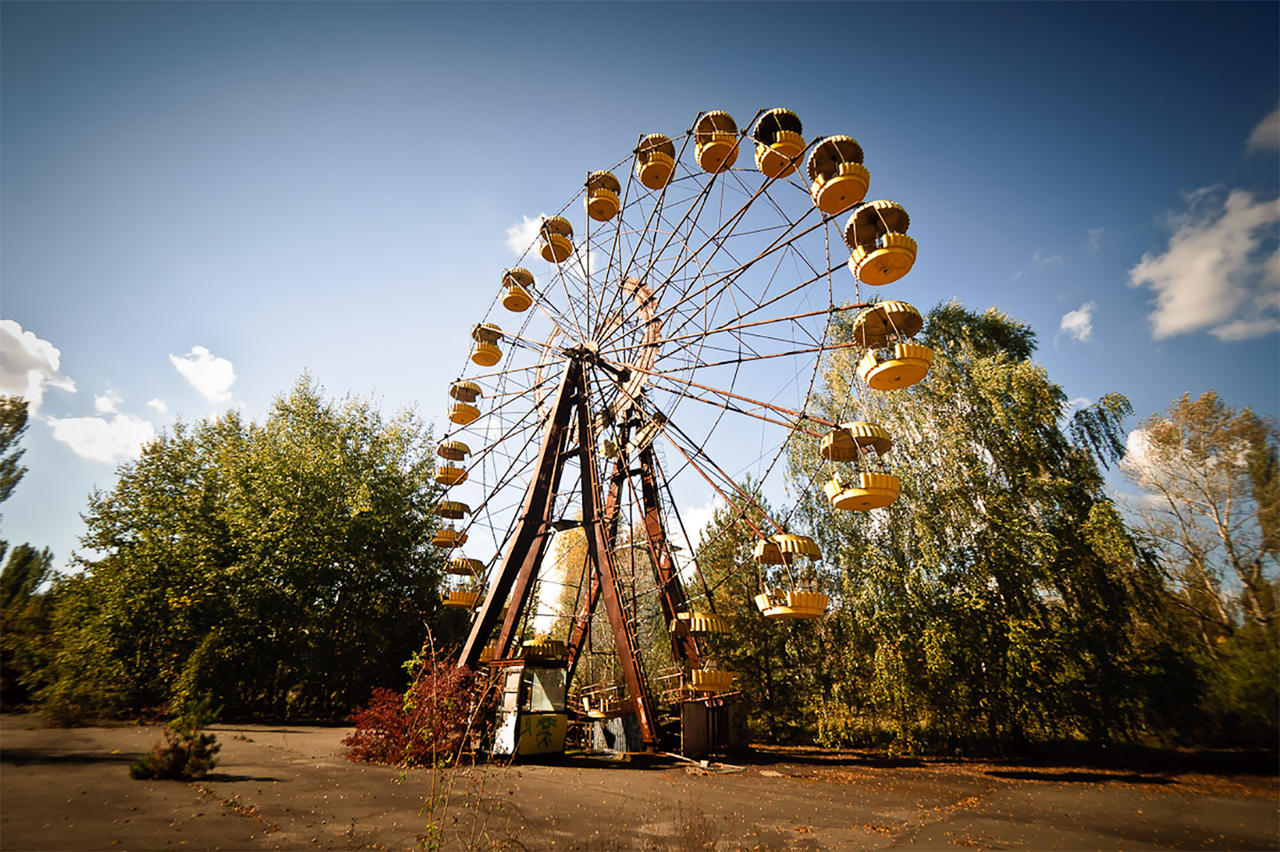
[
  {"xmin": 1121, "ymin": 391, "xmax": 1279, "ymax": 745},
  {"xmin": 343, "ymin": 642, "xmax": 475, "ymax": 766},
  {"xmin": 39, "ymin": 376, "xmax": 444, "ymax": 722},
  {"xmin": 129, "ymin": 698, "xmax": 222, "ymax": 780},
  {"xmin": 0, "ymin": 395, "xmax": 30, "ymax": 507},
  {"xmin": 693, "ymin": 488, "xmax": 837, "ymax": 742},
  {"xmin": 786, "ymin": 302, "xmax": 1179, "ymax": 751}
]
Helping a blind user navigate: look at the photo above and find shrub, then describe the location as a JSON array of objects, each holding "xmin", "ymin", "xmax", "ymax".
[
  {"xmin": 129, "ymin": 699, "xmax": 221, "ymax": 780},
  {"xmin": 344, "ymin": 645, "xmax": 475, "ymax": 767}
]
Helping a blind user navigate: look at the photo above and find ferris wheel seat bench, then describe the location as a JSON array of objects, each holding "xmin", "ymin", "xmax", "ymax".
[
  {"xmin": 448, "ymin": 402, "xmax": 480, "ymax": 425},
  {"xmin": 435, "ymin": 464, "xmax": 468, "ymax": 486},
  {"xmin": 754, "ymin": 590, "xmax": 829, "ymax": 619},
  {"xmin": 824, "ymin": 471, "xmax": 901, "ymax": 511},
  {"xmin": 688, "ymin": 669, "xmax": 736, "ymax": 693},
  {"xmin": 442, "ymin": 590, "xmax": 482, "ymax": 609},
  {"xmin": 755, "ymin": 130, "xmax": 806, "ymax": 179},
  {"xmin": 432, "ymin": 528, "xmax": 467, "ymax": 547},
  {"xmin": 851, "ymin": 233, "xmax": 918, "ymax": 286},
  {"xmin": 670, "ymin": 611, "xmax": 731, "ymax": 635},
  {"xmin": 857, "ymin": 343, "xmax": 933, "ymax": 390}
]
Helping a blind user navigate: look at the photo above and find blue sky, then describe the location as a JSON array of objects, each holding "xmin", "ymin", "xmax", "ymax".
[{"xmin": 2, "ymin": 1, "xmax": 1277, "ymax": 573}]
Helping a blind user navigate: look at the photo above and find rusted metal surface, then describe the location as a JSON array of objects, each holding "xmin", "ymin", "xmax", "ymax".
[{"xmin": 638, "ymin": 445, "xmax": 700, "ymax": 667}]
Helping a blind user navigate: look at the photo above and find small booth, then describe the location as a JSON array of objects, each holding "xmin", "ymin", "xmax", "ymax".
[{"xmin": 492, "ymin": 649, "xmax": 569, "ymax": 758}]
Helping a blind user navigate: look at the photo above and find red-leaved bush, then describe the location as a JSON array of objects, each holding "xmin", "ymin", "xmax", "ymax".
[{"xmin": 343, "ymin": 651, "xmax": 476, "ymax": 766}]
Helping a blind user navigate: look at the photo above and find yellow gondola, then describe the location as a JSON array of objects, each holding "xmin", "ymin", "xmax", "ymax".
[
  {"xmin": 693, "ymin": 111, "xmax": 739, "ymax": 174},
  {"xmin": 687, "ymin": 669, "xmax": 735, "ymax": 693},
  {"xmin": 470, "ymin": 323, "xmax": 503, "ymax": 367},
  {"xmin": 442, "ymin": 589, "xmax": 481, "ymax": 609},
  {"xmin": 447, "ymin": 556, "xmax": 485, "ymax": 575},
  {"xmin": 437, "ymin": 440, "xmax": 471, "ymax": 462},
  {"xmin": 636, "ymin": 133, "xmax": 676, "ymax": 190},
  {"xmin": 753, "ymin": 108, "xmax": 805, "ymax": 179},
  {"xmin": 435, "ymin": 464, "xmax": 467, "ymax": 486},
  {"xmin": 844, "ymin": 200, "xmax": 916, "ymax": 286},
  {"xmin": 435, "ymin": 500, "xmax": 470, "ymax": 520},
  {"xmin": 669, "ymin": 611, "xmax": 731, "ymax": 635},
  {"xmin": 806, "ymin": 135, "xmax": 869, "ymax": 215},
  {"xmin": 821, "ymin": 421, "xmax": 892, "ymax": 462},
  {"xmin": 433, "ymin": 528, "xmax": 468, "ymax": 548},
  {"xmin": 539, "ymin": 216, "xmax": 574, "ymax": 263},
  {"xmin": 823, "ymin": 471, "xmax": 901, "ymax": 511},
  {"xmin": 752, "ymin": 589, "xmax": 830, "ymax": 619},
  {"xmin": 752, "ymin": 533, "xmax": 821, "ymax": 564},
  {"xmin": 501, "ymin": 268, "xmax": 534, "ymax": 312},
  {"xmin": 585, "ymin": 171, "xmax": 622, "ymax": 222},
  {"xmin": 521, "ymin": 637, "xmax": 567, "ymax": 660},
  {"xmin": 857, "ymin": 342, "xmax": 933, "ymax": 390},
  {"xmin": 848, "ymin": 301, "xmax": 923, "ymax": 350}
]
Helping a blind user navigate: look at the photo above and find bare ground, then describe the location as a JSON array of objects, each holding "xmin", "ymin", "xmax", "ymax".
[{"xmin": 1, "ymin": 713, "xmax": 1276, "ymax": 851}]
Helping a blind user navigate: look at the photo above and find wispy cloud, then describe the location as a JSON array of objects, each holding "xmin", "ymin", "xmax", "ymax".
[
  {"xmin": 94, "ymin": 390, "xmax": 122, "ymax": 414},
  {"xmin": 1059, "ymin": 302, "xmax": 1095, "ymax": 343},
  {"xmin": 169, "ymin": 346, "xmax": 236, "ymax": 403},
  {"xmin": 1014, "ymin": 249, "xmax": 1064, "ymax": 280},
  {"xmin": 1128, "ymin": 187, "xmax": 1280, "ymax": 341},
  {"xmin": 0, "ymin": 319, "xmax": 77, "ymax": 413},
  {"xmin": 145, "ymin": 398, "xmax": 167, "ymax": 414},
  {"xmin": 1088, "ymin": 228, "xmax": 1104, "ymax": 252},
  {"xmin": 1246, "ymin": 104, "xmax": 1280, "ymax": 155},
  {"xmin": 505, "ymin": 214, "xmax": 548, "ymax": 257}
]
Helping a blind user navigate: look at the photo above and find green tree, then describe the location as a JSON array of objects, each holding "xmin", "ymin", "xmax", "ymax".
[
  {"xmin": 0, "ymin": 395, "xmax": 30, "ymax": 507},
  {"xmin": 1121, "ymin": 392, "xmax": 1279, "ymax": 745},
  {"xmin": 791, "ymin": 302, "xmax": 1180, "ymax": 750},
  {"xmin": 39, "ymin": 377, "xmax": 444, "ymax": 722}
]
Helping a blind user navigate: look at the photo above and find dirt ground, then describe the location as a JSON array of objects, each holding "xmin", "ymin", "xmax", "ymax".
[{"xmin": 1, "ymin": 713, "xmax": 1276, "ymax": 851}]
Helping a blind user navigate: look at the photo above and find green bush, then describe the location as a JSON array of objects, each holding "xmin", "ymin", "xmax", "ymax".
[{"xmin": 129, "ymin": 700, "xmax": 221, "ymax": 780}]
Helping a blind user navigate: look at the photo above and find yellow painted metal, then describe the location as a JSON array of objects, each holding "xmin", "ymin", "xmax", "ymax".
[
  {"xmin": 844, "ymin": 199, "xmax": 910, "ymax": 251},
  {"xmin": 448, "ymin": 402, "xmax": 480, "ymax": 425},
  {"xmin": 858, "ymin": 342, "xmax": 933, "ymax": 390},
  {"xmin": 471, "ymin": 322, "xmax": 503, "ymax": 344},
  {"xmin": 449, "ymin": 380, "xmax": 482, "ymax": 403},
  {"xmin": 479, "ymin": 643, "xmax": 496, "ymax": 663},
  {"xmin": 447, "ymin": 556, "xmax": 485, "ymax": 575},
  {"xmin": 435, "ymin": 464, "xmax": 467, "ymax": 486},
  {"xmin": 688, "ymin": 669, "xmax": 735, "ymax": 693},
  {"xmin": 521, "ymin": 637, "xmax": 566, "ymax": 659},
  {"xmin": 754, "ymin": 590, "xmax": 830, "ymax": 620},
  {"xmin": 694, "ymin": 111, "xmax": 739, "ymax": 173},
  {"xmin": 824, "ymin": 471, "xmax": 901, "ymax": 511},
  {"xmin": 849, "ymin": 300, "xmax": 923, "ymax": 349},
  {"xmin": 672, "ymin": 611, "xmax": 730, "ymax": 634},
  {"xmin": 442, "ymin": 590, "xmax": 481, "ymax": 608},
  {"xmin": 514, "ymin": 713, "xmax": 567, "ymax": 755},
  {"xmin": 539, "ymin": 216, "xmax": 574, "ymax": 263},
  {"xmin": 437, "ymin": 440, "xmax": 471, "ymax": 461},
  {"xmin": 852, "ymin": 233, "xmax": 918, "ymax": 286},
  {"xmin": 636, "ymin": 133, "xmax": 676, "ymax": 189},
  {"xmin": 821, "ymin": 422, "xmax": 892, "ymax": 461},
  {"xmin": 755, "ymin": 129, "xmax": 805, "ymax": 179},
  {"xmin": 752, "ymin": 533, "xmax": 820, "ymax": 564},
  {"xmin": 502, "ymin": 283, "xmax": 532, "ymax": 312},
  {"xmin": 753, "ymin": 108, "xmax": 805, "ymax": 179},
  {"xmin": 435, "ymin": 500, "xmax": 470, "ymax": 520},
  {"xmin": 433, "ymin": 527, "xmax": 468, "ymax": 548},
  {"xmin": 811, "ymin": 162, "xmax": 869, "ymax": 215},
  {"xmin": 806, "ymin": 136, "xmax": 868, "ymax": 215},
  {"xmin": 585, "ymin": 171, "xmax": 622, "ymax": 221},
  {"xmin": 470, "ymin": 342, "xmax": 501, "ymax": 367}
]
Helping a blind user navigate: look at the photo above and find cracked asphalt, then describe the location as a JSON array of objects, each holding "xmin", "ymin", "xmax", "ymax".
[{"xmin": 2, "ymin": 714, "xmax": 1276, "ymax": 850}]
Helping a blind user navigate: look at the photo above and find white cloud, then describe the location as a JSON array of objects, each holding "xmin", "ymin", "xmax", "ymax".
[
  {"xmin": 1032, "ymin": 249, "xmax": 1063, "ymax": 267},
  {"xmin": 1088, "ymin": 228, "xmax": 1104, "ymax": 252},
  {"xmin": 505, "ymin": 214, "xmax": 548, "ymax": 257},
  {"xmin": 0, "ymin": 319, "xmax": 76, "ymax": 413},
  {"xmin": 680, "ymin": 496, "xmax": 724, "ymax": 548},
  {"xmin": 145, "ymin": 398, "xmax": 167, "ymax": 413},
  {"xmin": 1128, "ymin": 188, "xmax": 1280, "ymax": 341},
  {"xmin": 1059, "ymin": 302, "xmax": 1095, "ymax": 343},
  {"xmin": 48, "ymin": 412, "xmax": 156, "ymax": 465},
  {"xmin": 169, "ymin": 346, "xmax": 236, "ymax": 403},
  {"xmin": 94, "ymin": 390, "xmax": 122, "ymax": 414},
  {"xmin": 1246, "ymin": 105, "xmax": 1280, "ymax": 154}
]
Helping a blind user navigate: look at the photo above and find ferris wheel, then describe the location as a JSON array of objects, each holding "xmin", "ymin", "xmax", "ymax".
[{"xmin": 430, "ymin": 108, "xmax": 931, "ymax": 752}]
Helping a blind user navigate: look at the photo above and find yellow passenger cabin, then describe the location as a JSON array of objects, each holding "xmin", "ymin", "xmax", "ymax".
[
  {"xmin": 501, "ymin": 268, "xmax": 534, "ymax": 312},
  {"xmin": 753, "ymin": 108, "xmax": 805, "ymax": 179},
  {"xmin": 844, "ymin": 200, "xmax": 917, "ymax": 286},
  {"xmin": 539, "ymin": 216, "xmax": 574, "ymax": 263},
  {"xmin": 806, "ymin": 135, "xmax": 869, "ymax": 215},
  {"xmin": 470, "ymin": 322, "xmax": 503, "ymax": 367},
  {"xmin": 585, "ymin": 171, "xmax": 622, "ymax": 222},
  {"xmin": 693, "ymin": 111, "xmax": 739, "ymax": 173},
  {"xmin": 636, "ymin": 133, "xmax": 676, "ymax": 190}
]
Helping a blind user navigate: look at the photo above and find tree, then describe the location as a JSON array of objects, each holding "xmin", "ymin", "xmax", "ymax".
[
  {"xmin": 0, "ymin": 395, "xmax": 29, "ymax": 507},
  {"xmin": 790, "ymin": 302, "xmax": 1179, "ymax": 749},
  {"xmin": 1122, "ymin": 392, "xmax": 1279, "ymax": 634},
  {"xmin": 39, "ymin": 377, "xmax": 445, "ymax": 722},
  {"xmin": 1121, "ymin": 392, "xmax": 1279, "ymax": 745}
]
